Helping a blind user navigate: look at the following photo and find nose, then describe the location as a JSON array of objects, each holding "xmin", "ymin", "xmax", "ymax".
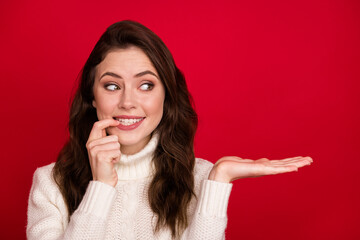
[{"xmin": 118, "ymin": 88, "xmax": 136, "ymax": 110}]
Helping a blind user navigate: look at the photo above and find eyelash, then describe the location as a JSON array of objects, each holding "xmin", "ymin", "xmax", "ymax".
[
  {"xmin": 139, "ymin": 82, "xmax": 154, "ymax": 91},
  {"xmin": 104, "ymin": 82, "xmax": 154, "ymax": 91},
  {"xmin": 104, "ymin": 83, "xmax": 120, "ymax": 91}
]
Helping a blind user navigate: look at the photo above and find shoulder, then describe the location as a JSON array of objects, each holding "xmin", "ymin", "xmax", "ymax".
[
  {"xmin": 35, "ymin": 162, "xmax": 55, "ymax": 173},
  {"xmin": 193, "ymin": 158, "xmax": 214, "ymax": 181},
  {"xmin": 30, "ymin": 162, "xmax": 62, "ymax": 201},
  {"xmin": 32, "ymin": 162, "xmax": 56, "ymax": 184},
  {"xmin": 27, "ymin": 163, "xmax": 69, "ymax": 236}
]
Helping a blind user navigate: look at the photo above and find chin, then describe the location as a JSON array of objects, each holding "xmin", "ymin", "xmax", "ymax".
[
  {"xmin": 115, "ymin": 131, "xmax": 151, "ymax": 151},
  {"xmin": 118, "ymin": 136, "xmax": 142, "ymax": 146}
]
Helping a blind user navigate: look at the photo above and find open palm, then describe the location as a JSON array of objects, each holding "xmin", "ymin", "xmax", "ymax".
[{"xmin": 208, "ymin": 156, "xmax": 313, "ymax": 183}]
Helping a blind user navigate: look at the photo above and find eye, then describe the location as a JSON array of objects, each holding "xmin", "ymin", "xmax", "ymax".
[
  {"xmin": 139, "ymin": 82, "xmax": 154, "ymax": 91},
  {"xmin": 105, "ymin": 83, "xmax": 120, "ymax": 91}
]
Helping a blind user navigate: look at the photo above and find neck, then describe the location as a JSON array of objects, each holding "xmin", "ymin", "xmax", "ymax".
[
  {"xmin": 120, "ymin": 135, "xmax": 152, "ymax": 155},
  {"xmin": 115, "ymin": 133, "xmax": 158, "ymax": 180}
]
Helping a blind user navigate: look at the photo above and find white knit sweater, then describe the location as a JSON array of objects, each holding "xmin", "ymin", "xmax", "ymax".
[{"xmin": 27, "ymin": 135, "xmax": 232, "ymax": 239}]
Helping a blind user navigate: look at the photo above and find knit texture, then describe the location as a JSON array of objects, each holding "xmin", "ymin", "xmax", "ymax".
[{"xmin": 27, "ymin": 135, "xmax": 232, "ymax": 239}]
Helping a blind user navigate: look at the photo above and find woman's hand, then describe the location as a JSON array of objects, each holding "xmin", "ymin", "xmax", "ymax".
[
  {"xmin": 208, "ymin": 156, "xmax": 313, "ymax": 183},
  {"xmin": 86, "ymin": 119, "xmax": 121, "ymax": 187}
]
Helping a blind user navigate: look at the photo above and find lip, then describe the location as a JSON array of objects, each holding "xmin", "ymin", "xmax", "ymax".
[
  {"xmin": 113, "ymin": 115, "xmax": 145, "ymax": 131},
  {"xmin": 114, "ymin": 115, "xmax": 144, "ymax": 119}
]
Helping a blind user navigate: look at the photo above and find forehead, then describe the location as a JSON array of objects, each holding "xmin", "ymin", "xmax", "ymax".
[{"xmin": 96, "ymin": 46, "xmax": 157, "ymax": 76}]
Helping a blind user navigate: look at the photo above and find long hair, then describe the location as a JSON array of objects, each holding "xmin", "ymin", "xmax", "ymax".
[{"xmin": 53, "ymin": 20, "xmax": 198, "ymax": 238}]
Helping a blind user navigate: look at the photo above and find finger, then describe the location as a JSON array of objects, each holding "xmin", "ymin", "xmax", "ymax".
[
  {"xmin": 266, "ymin": 165, "xmax": 299, "ymax": 175},
  {"xmin": 214, "ymin": 159, "xmax": 253, "ymax": 168},
  {"xmin": 112, "ymin": 154, "xmax": 121, "ymax": 163},
  {"xmin": 88, "ymin": 119, "xmax": 120, "ymax": 141},
  {"xmin": 89, "ymin": 142, "xmax": 121, "ymax": 155},
  {"xmin": 283, "ymin": 156, "xmax": 312, "ymax": 163},
  {"xmin": 269, "ymin": 158, "xmax": 312, "ymax": 172},
  {"xmin": 283, "ymin": 157, "xmax": 313, "ymax": 165},
  {"xmin": 270, "ymin": 156, "xmax": 312, "ymax": 164},
  {"xmin": 255, "ymin": 156, "xmax": 304, "ymax": 164},
  {"xmin": 269, "ymin": 158, "xmax": 312, "ymax": 168},
  {"xmin": 96, "ymin": 149, "xmax": 121, "ymax": 163},
  {"xmin": 218, "ymin": 156, "xmax": 243, "ymax": 161},
  {"xmin": 282, "ymin": 156, "xmax": 303, "ymax": 160},
  {"xmin": 256, "ymin": 158, "xmax": 269, "ymax": 163},
  {"xmin": 304, "ymin": 156, "xmax": 313, "ymax": 162},
  {"xmin": 287, "ymin": 160, "xmax": 312, "ymax": 168},
  {"xmin": 87, "ymin": 135, "xmax": 119, "ymax": 149},
  {"xmin": 270, "ymin": 156, "xmax": 303, "ymax": 163},
  {"xmin": 217, "ymin": 156, "xmax": 253, "ymax": 163}
]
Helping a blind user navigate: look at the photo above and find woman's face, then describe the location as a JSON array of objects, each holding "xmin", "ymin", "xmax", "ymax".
[{"xmin": 92, "ymin": 46, "xmax": 165, "ymax": 155}]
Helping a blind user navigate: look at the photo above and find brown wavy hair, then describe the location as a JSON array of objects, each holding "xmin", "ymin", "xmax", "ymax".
[{"xmin": 53, "ymin": 20, "xmax": 198, "ymax": 238}]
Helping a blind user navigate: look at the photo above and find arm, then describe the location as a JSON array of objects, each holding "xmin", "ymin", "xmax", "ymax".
[
  {"xmin": 181, "ymin": 156, "xmax": 313, "ymax": 239},
  {"xmin": 181, "ymin": 179, "xmax": 232, "ymax": 240},
  {"xmin": 27, "ymin": 166, "xmax": 117, "ymax": 240},
  {"xmin": 27, "ymin": 119, "xmax": 121, "ymax": 240},
  {"xmin": 179, "ymin": 159, "xmax": 232, "ymax": 240}
]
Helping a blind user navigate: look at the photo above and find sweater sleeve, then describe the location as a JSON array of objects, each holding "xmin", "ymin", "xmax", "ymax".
[
  {"xmin": 26, "ymin": 164, "xmax": 117, "ymax": 240},
  {"xmin": 181, "ymin": 159, "xmax": 233, "ymax": 240}
]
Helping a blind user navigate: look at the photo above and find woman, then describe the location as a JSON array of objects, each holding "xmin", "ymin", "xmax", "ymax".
[{"xmin": 27, "ymin": 20, "xmax": 312, "ymax": 239}]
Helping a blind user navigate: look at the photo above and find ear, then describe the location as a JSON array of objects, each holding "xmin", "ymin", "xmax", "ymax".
[{"xmin": 92, "ymin": 100, "xmax": 97, "ymax": 108}]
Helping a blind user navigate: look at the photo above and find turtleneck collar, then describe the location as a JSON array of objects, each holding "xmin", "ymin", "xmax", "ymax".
[{"xmin": 115, "ymin": 133, "xmax": 159, "ymax": 180}]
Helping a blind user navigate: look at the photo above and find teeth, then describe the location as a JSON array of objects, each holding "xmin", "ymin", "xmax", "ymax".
[{"xmin": 116, "ymin": 118, "xmax": 143, "ymax": 126}]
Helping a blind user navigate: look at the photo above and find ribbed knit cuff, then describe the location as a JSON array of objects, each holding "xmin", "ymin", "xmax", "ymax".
[
  {"xmin": 77, "ymin": 181, "xmax": 117, "ymax": 219},
  {"xmin": 196, "ymin": 180, "xmax": 233, "ymax": 218}
]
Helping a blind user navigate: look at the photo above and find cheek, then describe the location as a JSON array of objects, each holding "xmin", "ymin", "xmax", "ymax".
[
  {"xmin": 94, "ymin": 97, "xmax": 118, "ymax": 119},
  {"xmin": 144, "ymin": 96, "xmax": 164, "ymax": 119}
]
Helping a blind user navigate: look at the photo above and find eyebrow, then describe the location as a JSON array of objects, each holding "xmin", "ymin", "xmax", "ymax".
[{"xmin": 99, "ymin": 70, "xmax": 159, "ymax": 80}]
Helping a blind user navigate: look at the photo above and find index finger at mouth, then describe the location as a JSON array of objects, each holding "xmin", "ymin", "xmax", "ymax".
[{"xmin": 88, "ymin": 119, "xmax": 119, "ymax": 141}]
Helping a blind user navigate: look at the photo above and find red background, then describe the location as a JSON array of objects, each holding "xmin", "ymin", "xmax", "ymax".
[{"xmin": 1, "ymin": 0, "xmax": 359, "ymax": 239}]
